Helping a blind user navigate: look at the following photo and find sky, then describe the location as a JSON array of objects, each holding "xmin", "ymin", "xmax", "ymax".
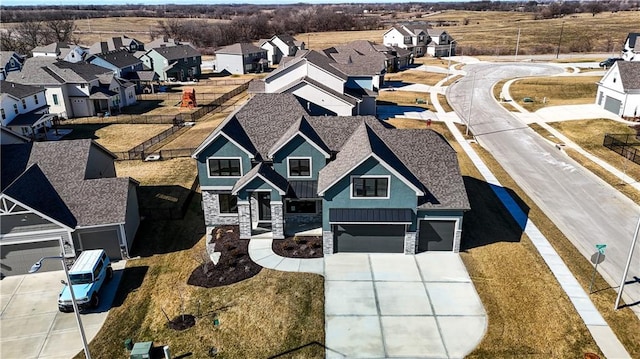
[{"xmin": 2, "ymin": 0, "xmax": 469, "ymax": 6}]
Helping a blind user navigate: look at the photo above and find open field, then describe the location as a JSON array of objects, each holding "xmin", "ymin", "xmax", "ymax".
[
  {"xmin": 385, "ymin": 69, "xmax": 447, "ymax": 86},
  {"xmin": 298, "ymin": 29, "xmax": 385, "ymax": 50},
  {"xmin": 61, "ymin": 123, "xmax": 172, "ymax": 152},
  {"xmin": 509, "ymin": 76, "xmax": 599, "ymax": 112}
]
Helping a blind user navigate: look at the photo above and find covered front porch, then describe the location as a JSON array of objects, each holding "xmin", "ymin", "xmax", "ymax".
[{"xmin": 6, "ymin": 106, "xmax": 55, "ymax": 140}]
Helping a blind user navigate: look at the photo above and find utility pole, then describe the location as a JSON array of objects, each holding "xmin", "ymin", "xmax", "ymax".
[
  {"xmin": 615, "ymin": 215, "xmax": 640, "ymax": 310},
  {"xmin": 556, "ymin": 21, "xmax": 565, "ymax": 59},
  {"xmin": 466, "ymin": 72, "xmax": 476, "ymax": 137},
  {"xmin": 515, "ymin": 28, "xmax": 521, "ymax": 61}
]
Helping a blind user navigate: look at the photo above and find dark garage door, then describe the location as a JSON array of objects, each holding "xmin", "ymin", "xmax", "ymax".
[
  {"xmin": 604, "ymin": 96, "xmax": 622, "ymax": 115},
  {"xmin": 0, "ymin": 240, "xmax": 61, "ymax": 277},
  {"xmin": 418, "ymin": 220, "xmax": 456, "ymax": 252},
  {"xmin": 334, "ymin": 224, "xmax": 405, "ymax": 253},
  {"xmin": 78, "ymin": 230, "xmax": 121, "ymax": 259}
]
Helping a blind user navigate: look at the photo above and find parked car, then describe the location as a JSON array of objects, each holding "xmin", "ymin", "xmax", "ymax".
[
  {"xmin": 599, "ymin": 58, "xmax": 623, "ymax": 68},
  {"xmin": 58, "ymin": 249, "xmax": 112, "ymax": 312}
]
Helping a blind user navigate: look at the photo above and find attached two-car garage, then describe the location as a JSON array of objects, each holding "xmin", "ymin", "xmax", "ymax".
[
  {"xmin": 0, "ymin": 240, "xmax": 62, "ymax": 277},
  {"xmin": 334, "ymin": 224, "xmax": 406, "ymax": 253}
]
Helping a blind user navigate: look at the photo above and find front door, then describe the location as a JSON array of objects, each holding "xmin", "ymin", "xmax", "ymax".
[{"xmin": 257, "ymin": 192, "xmax": 271, "ymax": 221}]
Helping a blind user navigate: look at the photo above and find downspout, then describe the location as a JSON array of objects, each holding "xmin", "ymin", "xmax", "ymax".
[{"xmin": 119, "ymin": 223, "xmax": 130, "ymax": 259}]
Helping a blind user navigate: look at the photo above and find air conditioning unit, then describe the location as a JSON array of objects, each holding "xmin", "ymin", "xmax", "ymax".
[{"xmin": 144, "ymin": 154, "xmax": 161, "ymax": 162}]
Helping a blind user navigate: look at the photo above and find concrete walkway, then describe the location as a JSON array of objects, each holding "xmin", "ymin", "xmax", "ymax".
[
  {"xmin": 247, "ymin": 238, "xmax": 487, "ymax": 358},
  {"xmin": 432, "ymin": 78, "xmax": 630, "ymax": 358}
]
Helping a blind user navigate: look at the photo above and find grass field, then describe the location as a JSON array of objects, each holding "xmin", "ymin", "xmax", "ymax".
[
  {"xmin": 437, "ymin": 93, "xmax": 453, "ymax": 112},
  {"xmin": 509, "ymin": 76, "xmax": 599, "ymax": 112},
  {"xmin": 378, "ymin": 90, "xmax": 431, "ymax": 109},
  {"xmin": 384, "ymin": 69, "xmax": 447, "ymax": 86},
  {"xmin": 61, "ymin": 124, "xmax": 172, "ymax": 152}
]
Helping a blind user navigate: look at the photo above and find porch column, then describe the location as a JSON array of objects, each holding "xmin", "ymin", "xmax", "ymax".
[
  {"xmin": 238, "ymin": 201, "xmax": 252, "ymax": 239},
  {"xmin": 323, "ymin": 230, "xmax": 334, "ymax": 256},
  {"xmin": 271, "ymin": 201, "xmax": 284, "ymax": 239},
  {"xmin": 404, "ymin": 232, "xmax": 417, "ymax": 255}
]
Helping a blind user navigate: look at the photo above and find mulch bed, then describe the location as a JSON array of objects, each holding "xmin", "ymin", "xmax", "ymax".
[
  {"xmin": 272, "ymin": 236, "xmax": 324, "ymax": 259},
  {"xmin": 187, "ymin": 225, "xmax": 262, "ymax": 288},
  {"xmin": 168, "ymin": 314, "xmax": 196, "ymax": 330}
]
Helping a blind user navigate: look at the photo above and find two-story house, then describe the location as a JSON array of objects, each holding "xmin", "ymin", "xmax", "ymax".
[
  {"xmin": 426, "ymin": 29, "xmax": 456, "ymax": 57},
  {"xmin": 88, "ymin": 35, "xmax": 144, "ymax": 55},
  {"xmin": 622, "ymin": 32, "xmax": 640, "ymax": 62},
  {"xmin": 0, "ymin": 80, "xmax": 54, "ymax": 140},
  {"xmin": 139, "ymin": 44, "xmax": 202, "ymax": 82},
  {"xmin": 192, "ymin": 93, "xmax": 470, "ymax": 255},
  {"xmin": 215, "ymin": 43, "xmax": 268, "ymax": 75},
  {"xmin": 31, "ymin": 42, "xmax": 88, "ymax": 63},
  {"xmin": 0, "ymin": 51, "xmax": 25, "ymax": 80},
  {"xmin": 383, "ymin": 25, "xmax": 431, "ymax": 59},
  {"xmin": 7, "ymin": 57, "xmax": 129, "ymax": 119},
  {"xmin": 0, "ymin": 139, "xmax": 140, "ymax": 276},
  {"xmin": 596, "ymin": 61, "xmax": 640, "ymax": 119},
  {"xmin": 88, "ymin": 49, "xmax": 144, "ymax": 78},
  {"xmin": 259, "ymin": 34, "xmax": 305, "ymax": 66}
]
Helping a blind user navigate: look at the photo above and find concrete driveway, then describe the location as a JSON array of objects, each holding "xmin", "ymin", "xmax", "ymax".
[
  {"xmin": 0, "ymin": 261, "xmax": 125, "ymax": 359},
  {"xmin": 324, "ymin": 253, "xmax": 486, "ymax": 359}
]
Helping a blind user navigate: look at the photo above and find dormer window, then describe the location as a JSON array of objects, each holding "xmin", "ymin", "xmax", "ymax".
[{"xmin": 419, "ymin": 35, "xmax": 424, "ymax": 42}]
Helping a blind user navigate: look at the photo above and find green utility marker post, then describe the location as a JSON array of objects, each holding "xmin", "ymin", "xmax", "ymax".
[{"xmin": 589, "ymin": 244, "xmax": 607, "ymax": 293}]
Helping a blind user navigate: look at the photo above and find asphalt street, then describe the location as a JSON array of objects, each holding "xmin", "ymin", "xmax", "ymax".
[{"xmin": 448, "ymin": 63, "xmax": 640, "ymax": 318}]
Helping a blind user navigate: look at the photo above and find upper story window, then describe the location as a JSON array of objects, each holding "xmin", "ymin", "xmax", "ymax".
[
  {"xmin": 13, "ymin": 104, "xmax": 18, "ymax": 114},
  {"xmin": 80, "ymin": 83, "xmax": 86, "ymax": 88},
  {"xmin": 34, "ymin": 94, "xmax": 39, "ymax": 105},
  {"xmin": 1, "ymin": 108, "xmax": 5, "ymax": 120},
  {"xmin": 52, "ymin": 94, "xmax": 59, "ymax": 105},
  {"xmin": 208, "ymin": 158, "xmax": 242, "ymax": 177},
  {"xmin": 288, "ymin": 157, "xmax": 311, "ymax": 178},
  {"xmin": 404, "ymin": 36, "xmax": 411, "ymax": 44},
  {"xmin": 352, "ymin": 176, "xmax": 389, "ymax": 198},
  {"xmin": 418, "ymin": 35, "xmax": 424, "ymax": 42},
  {"xmin": 21, "ymin": 99, "xmax": 26, "ymax": 109}
]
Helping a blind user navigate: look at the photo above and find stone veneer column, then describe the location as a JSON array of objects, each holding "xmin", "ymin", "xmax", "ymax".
[
  {"xmin": 404, "ymin": 232, "xmax": 417, "ymax": 255},
  {"xmin": 271, "ymin": 202, "xmax": 284, "ymax": 239},
  {"xmin": 238, "ymin": 202, "xmax": 252, "ymax": 239},
  {"xmin": 322, "ymin": 231, "xmax": 334, "ymax": 255},
  {"xmin": 453, "ymin": 229, "xmax": 462, "ymax": 253}
]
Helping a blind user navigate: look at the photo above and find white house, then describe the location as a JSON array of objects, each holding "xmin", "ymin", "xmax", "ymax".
[
  {"xmin": 259, "ymin": 34, "xmax": 305, "ymax": 65},
  {"xmin": 32, "ymin": 42, "xmax": 87, "ymax": 63},
  {"xmin": 0, "ymin": 80, "xmax": 55, "ymax": 140},
  {"xmin": 382, "ymin": 25, "xmax": 430, "ymax": 58},
  {"xmin": 596, "ymin": 61, "xmax": 640, "ymax": 119},
  {"xmin": 215, "ymin": 43, "xmax": 268, "ymax": 75},
  {"xmin": 621, "ymin": 33, "xmax": 639, "ymax": 62},
  {"xmin": 426, "ymin": 29, "xmax": 456, "ymax": 57}
]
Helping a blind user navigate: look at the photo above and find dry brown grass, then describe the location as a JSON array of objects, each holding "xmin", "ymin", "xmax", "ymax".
[
  {"xmin": 160, "ymin": 112, "xmax": 229, "ymax": 150},
  {"xmin": 509, "ymin": 76, "xmax": 599, "ymax": 112},
  {"xmin": 384, "ymin": 69, "xmax": 447, "ymax": 86},
  {"xmin": 413, "ymin": 56, "xmax": 456, "ymax": 68},
  {"xmin": 442, "ymin": 75, "xmax": 463, "ymax": 87},
  {"xmin": 298, "ymin": 29, "xmax": 385, "ymax": 50},
  {"xmin": 378, "ymin": 90, "xmax": 431, "ymax": 109},
  {"xmin": 437, "ymin": 93, "xmax": 453, "ymax": 113},
  {"xmin": 547, "ymin": 119, "xmax": 640, "ymax": 185},
  {"xmin": 115, "ymin": 157, "xmax": 197, "ymax": 188},
  {"xmin": 386, "ymin": 117, "xmax": 437, "ymax": 130},
  {"xmin": 61, "ymin": 123, "xmax": 172, "ymax": 152}
]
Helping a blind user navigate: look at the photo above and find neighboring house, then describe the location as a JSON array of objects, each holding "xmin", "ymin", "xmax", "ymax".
[
  {"xmin": 88, "ymin": 35, "xmax": 144, "ymax": 55},
  {"xmin": 0, "ymin": 51, "xmax": 24, "ymax": 80},
  {"xmin": 621, "ymin": 32, "xmax": 640, "ymax": 62},
  {"xmin": 32, "ymin": 42, "xmax": 87, "ymax": 63},
  {"xmin": 139, "ymin": 44, "xmax": 202, "ymax": 82},
  {"xmin": 596, "ymin": 61, "xmax": 640, "ymax": 119},
  {"xmin": 426, "ymin": 29, "xmax": 456, "ymax": 57},
  {"xmin": 88, "ymin": 49, "xmax": 144, "ymax": 78},
  {"xmin": 7, "ymin": 57, "xmax": 129, "ymax": 119},
  {"xmin": 215, "ymin": 43, "xmax": 268, "ymax": 75},
  {"xmin": 146, "ymin": 36, "xmax": 196, "ymax": 51},
  {"xmin": 192, "ymin": 93, "xmax": 469, "ymax": 255},
  {"xmin": 383, "ymin": 25, "xmax": 431, "ymax": 59},
  {"xmin": 259, "ymin": 34, "xmax": 305, "ymax": 65},
  {"xmin": 0, "ymin": 139, "xmax": 140, "ymax": 277},
  {"xmin": 251, "ymin": 42, "xmax": 383, "ymax": 116},
  {"xmin": 0, "ymin": 80, "xmax": 55, "ymax": 140},
  {"xmin": 0, "ymin": 126, "xmax": 30, "ymax": 144}
]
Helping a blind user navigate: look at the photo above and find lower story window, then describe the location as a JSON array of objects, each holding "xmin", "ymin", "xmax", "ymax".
[
  {"xmin": 286, "ymin": 200, "xmax": 316, "ymax": 214},
  {"xmin": 219, "ymin": 194, "xmax": 238, "ymax": 214}
]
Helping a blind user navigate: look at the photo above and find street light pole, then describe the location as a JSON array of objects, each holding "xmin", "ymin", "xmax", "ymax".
[
  {"xmin": 515, "ymin": 28, "xmax": 521, "ymax": 61},
  {"xmin": 615, "ymin": 215, "xmax": 640, "ymax": 310},
  {"xmin": 30, "ymin": 256, "xmax": 92, "ymax": 359},
  {"xmin": 466, "ymin": 72, "xmax": 476, "ymax": 137},
  {"xmin": 556, "ymin": 21, "xmax": 565, "ymax": 59}
]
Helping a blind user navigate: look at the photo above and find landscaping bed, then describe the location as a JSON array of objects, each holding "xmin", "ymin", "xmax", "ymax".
[
  {"xmin": 188, "ymin": 225, "xmax": 262, "ymax": 288},
  {"xmin": 272, "ymin": 236, "xmax": 323, "ymax": 258}
]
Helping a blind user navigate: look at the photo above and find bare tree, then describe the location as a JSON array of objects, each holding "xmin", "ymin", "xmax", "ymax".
[
  {"xmin": 15, "ymin": 21, "xmax": 44, "ymax": 49},
  {"xmin": 44, "ymin": 19, "xmax": 77, "ymax": 43}
]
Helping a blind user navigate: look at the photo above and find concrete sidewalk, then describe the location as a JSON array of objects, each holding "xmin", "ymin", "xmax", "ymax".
[
  {"xmin": 431, "ymin": 85, "xmax": 631, "ymax": 358},
  {"xmin": 248, "ymin": 238, "xmax": 324, "ymax": 275}
]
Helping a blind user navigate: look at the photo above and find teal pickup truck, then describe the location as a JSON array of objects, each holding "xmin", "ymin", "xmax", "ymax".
[{"xmin": 58, "ymin": 250, "xmax": 113, "ymax": 312}]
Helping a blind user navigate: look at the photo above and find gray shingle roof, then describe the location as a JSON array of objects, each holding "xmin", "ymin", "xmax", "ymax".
[
  {"xmin": 1, "ymin": 140, "xmax": 134, "ymax": 227},
  {"xmin": 93, "ymin": 49, "xmax": 142, "ymax": 68},
  {"xmin": 232, "ymin": 162, "xmax": 289, "ymax": 195},
  {"xmin": 617, "ymin": 61, "xmax": 640, "ymax": 90},
  {"xmin": 268, "ymin": 116, "xmax": 331, "ymax": 157},
  {"xmin": 32, "ymin": 42, "xmax": 70, "ymax": 55},
  {"xmin": 275, "ymin": 34, "xmax": 297, "ymax": 46},
  {"xmin": 282, "ymin": 76, "xmax": 358, "ymax": 105},
  {"xmin": 152, "ymin": 44, "xmax": 201, "ymax": 61},
  {"xmin": 216, "ymin": 43, "xmax": 265, "ymax": 56},
  {"xmin": 301, "ymin": 50, "xmax": 348, "ymax": 80},
  {"xmin": 88, "ymin": 36, "xmax": 142, "ymax": 55},
  {"xmin": 7, "ymin": 57, "xmax": 111, "ymax": 85},
  {"xmin": 1, "ymin": 80, "xmax": 43, "ymax": 99},
  {"xmin": 6, "ymin": 106, "xmax": 50, "ymax": 126}
]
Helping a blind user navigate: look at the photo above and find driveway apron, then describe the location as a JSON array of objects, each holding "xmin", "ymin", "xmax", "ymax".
[{"xmin": 324, "ymin": 253, "xmax": 486, "ymax": 359}]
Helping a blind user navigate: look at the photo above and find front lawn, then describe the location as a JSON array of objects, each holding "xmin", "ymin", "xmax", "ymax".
[
  {"xmin": 76, "ymin": 197, "xmax": 324, "ymax": 359},
  {"xmin": 384, "ymin": 69, "xmax": 447, "ymax": 86},
  {"xmin": 378, "ymin": 90, "xmax": 431, "ymax": 109},
  {"xmin": 509, "ymin": 76, "xmax": 599, "ymax": 112}
]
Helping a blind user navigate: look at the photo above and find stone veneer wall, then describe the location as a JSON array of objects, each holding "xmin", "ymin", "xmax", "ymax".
[
  {"xmin": 322, "ymin": 231, "xmax": 334, "ymax": 255},
  {"xmin": 453, "ymin": 229, "xmax": 462, "ymax": 253},
  {"xmin": 270, "ymin": 203, "xmax": 284, "ymax": 239},
  {"xmin": 202, "ymin": 191, "xmax": 239, "ymax": 227},
  {"xmin": 238, "ymin": 203, "xmax": 252, "ymax": 239},
  {"xmin": 404, "ymin": 232, "xmax": 416, "ymax": 255}
]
